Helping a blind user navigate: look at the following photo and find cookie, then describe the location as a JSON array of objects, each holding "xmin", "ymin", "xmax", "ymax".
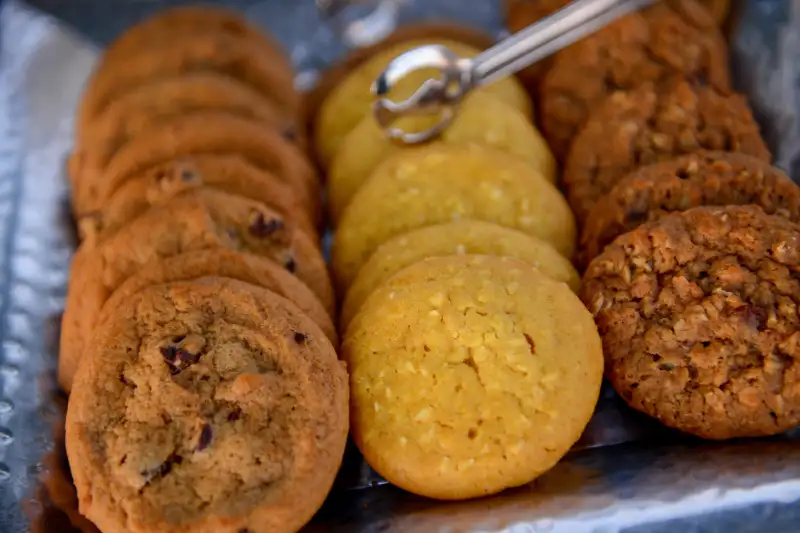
[
  {"xmin": 564, "ymin": 79, "xmax": 770, "ymax": 224},
  {"xmin": 332, "ymin": 144, "xmax": 576, "ymax": 291},
  {"xmin": 303, "ymin": 21, "xmax": 495, "ymax": 140},
  {"xmin": 73, "ymin": 112, "xmax": 320, "ymax": 222},
  {"xmin": 540, "ymin": 0, "xmax": 730, "ymax": 160},
  {"xmin": 86, "ymin": 154, "xmax": 318, "ymax": 243},
  {"xmin": 60, "ymin": 189, "xmax": 332, "ymax": 393},
  {"xmin": 582, "ymin": 205, "xmax": 800, "ymax": 439},
  {"xmin": 344, "ymin": 255, "xmax": 603, "ymax": 500},
  {"xmin": 579, "ymin": 152, "xmax": 800, "ymax": 268},
  {"xmin": 70, "ymin": 73, "xmax": 301, "ymax": 193},
  {"xmin": 340, "ymin": 220, "xmax": 580, "ymax": 330},
  {"xmin": 314, "ymin": 39, "xmax": 531, "ymax": 167},
  {"xmin": 66, "ymin": 279, "xmax": 347, "ymax": 533},
  {"xmin": 77, "ymin": 32, "xmax": 299, "ymax": 140},
  {"xmin": 328, "ymin": 91, "xmax": 555, "ymax": 223}
]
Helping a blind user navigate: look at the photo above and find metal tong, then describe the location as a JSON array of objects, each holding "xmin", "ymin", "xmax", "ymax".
[{"xmin": 371, "ymin": 0, "xmax": 656, "ymax": 144}]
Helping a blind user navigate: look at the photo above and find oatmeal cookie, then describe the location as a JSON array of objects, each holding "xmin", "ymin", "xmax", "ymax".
[
  {"xmin": 66, "ymin": 279, "xmax": 347, "ymax": 533},
  {"xmin": 332, "ymin": 144, "xmax": 575, "ymax": 291},
  {"xmin": 328, "ymin": 91, "xmax": 554, "ymax": 223},
  {"xmin": 341, "ymin": 220, "xmax": 579, "ymax": 330},
  {"xmin": 60, "ymin": 190, "xmax": 331, "ymax": 393},
  {"xmin": 582, "ymin": 205, "xmax": 800, "ymax": 439},
  {"xmin": 71, "ymin": 73, "xmax": 301, "ymax": 193},
  {"xmin": 315, "ymin": 39, "xmax": 531, "ymax": 167},
  {"xmin": 304, "ymin": 21, "xmax": 495, "ymax": 139},
  {"xmin": 344, "ymin": 255, "xmax": 602, "ymax": 499},
  {"xmin": 73, "ymin": 112, "xmax": 320, "ymax": 222},
  {"xmin": 86, "ymin": 154, "xmax": 318, "ymax": 242},
  {"xmin": 539, "ymin": 0, "xmax": 730, "ymax": 160},
  {"xmin": 564, "ymin": 79, "xmax": 770, "ymax": 224},
  {"xmin": 77, "ymin": 32, "xmax": 298, "ymax": 139},
  {"xmin": 580, "ymin": 152, "xmax": 800, "ymax": 268}
]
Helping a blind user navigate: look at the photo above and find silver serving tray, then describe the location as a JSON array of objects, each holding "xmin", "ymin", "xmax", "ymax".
[{"xmin": 0, "ymin": 0, "xmax": 798, "ymax": 531}]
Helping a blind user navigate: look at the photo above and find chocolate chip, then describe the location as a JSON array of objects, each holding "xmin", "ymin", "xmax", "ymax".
[
  {"xmin": 180, "ymin": 169, "xmax": 197, "ymax": 182},
  {"xmin": 282, "ymin": 126, "xmax": 296, "ymax": 141},
  {"xmin": 160, "ymin": 344, "xmax": 202, "ymax": 375},
  {"xmin": 196, "ymin": 424, "xmax": 213, "ymax": 451},
  {"xmin": 140, "ymin": 452, "xmax": 182, "ymax": 488},
  {"xmin": 626, "ymin": 207, "xmax": 649, "ymax": 224},
  {"xmin": 523, "ymin": 333, "xmax": 536, "ymax": 355},
  {"xmin": 294, "ymin": 332, "xmax": 307, "ymax": 344},
  {"xmin": 248, "ymin": 212, "xmax": 285, "ymax": 238},
  {"xmin": 227, "ymin": 407, "xmax": 242, "ymax": 422},
  {"xmin": 284, "ymin": 256, "xmax": 296, "ymax": 273}
]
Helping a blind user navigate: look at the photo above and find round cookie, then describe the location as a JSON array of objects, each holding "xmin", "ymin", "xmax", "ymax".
[
  {"xmin": 579, "ymin": 152, "xmax": 800, "ymax": 268},
  {"xmin": 582, "ymin": 205, "xmax": 800, "ymax": 439},
  {"xmin": 332, "ymin": 144, "xmax": 576, "ymax": 291},
  {"xmin": 315, "ymin": 39, "xmax": 531, "ymax": 167},
  {"xmin": 66, "ymin": 279, "xmax": 347, "ymax": 533},
  {"xmin": 71, "ymin": 73, "xmax": 301, "ymax": 193},
  {"xmin": 60, "ymin": 189, "xmax": 332, "ymax": 393},
  {"xmin": 343, "ymin": 255, "xmax": 603, "ymax": 500},
  {"xmin": 77, "ymin": 32, "xmax": 299, "ymax": 138},
  {"xmin": 85, "ymin": 154, "xmax": 318, "ymax": 243},
  {"xmin": 341, "ymin": 220, "xmax": 580, "ymax": 330},
  {"xmin": 303, "ymin": 21, "xmax": 494, "ymax": 138},
  {"xmin": 564, "ymin": 79, "xmax": 770, "ymax": 224},
  {"xmin": 328, "ymin": 91, "xmax": 554, "ymax": 223},
  {"xmin": 73, "ymin": 112, "xmax": 320, "ymax": 222},
  {"xmin": 539, "ymin": 0, "xmax": 730, "ymax": 160}
]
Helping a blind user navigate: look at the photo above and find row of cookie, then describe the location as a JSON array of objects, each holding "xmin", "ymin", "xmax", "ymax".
[
  {"xmin": 60, "ymin": 6, "xmax": 347, "ymax": 533},
  {"xmin": 306, "ymin": 25, "xmax": 604, "ymax": 500}
]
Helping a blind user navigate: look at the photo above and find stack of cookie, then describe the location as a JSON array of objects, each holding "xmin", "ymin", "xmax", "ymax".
[
  {"xmin": 508, "ymin": 0, "xmax": 800, "ymax": 439},
  {"xmin": 61, "ymin": 6, "xmax": 348, "ymax": 533},
  {"xmin": 310, "ymin": 25, "xmax": 604, "ymax": 500}
]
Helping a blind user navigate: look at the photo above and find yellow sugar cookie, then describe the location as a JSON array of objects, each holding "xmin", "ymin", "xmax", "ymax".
[
  {"xmin": 314, "ymin": 39, "xmax": 531, "ymax": 167},
  {"xmin": 332, "ymin": 144, "xmax": 576, "ymax": 291},
  {"xmin": 328, "ymin": 92, "xmax": 554, "ymax": 223},
  {"xmin": 340, "ymin": 220, "xmax": 579, "ymax": 330},
  {"xmin": 343, "ymin": 255, "xmax": 603, "ymax": 500}
]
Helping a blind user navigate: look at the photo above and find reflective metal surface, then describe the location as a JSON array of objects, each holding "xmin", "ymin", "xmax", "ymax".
[{"xmin": 0, "ymin": 0, "xmax": 798, "ymax": 531}]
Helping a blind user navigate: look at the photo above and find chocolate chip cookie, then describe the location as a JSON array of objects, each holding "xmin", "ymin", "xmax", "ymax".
[
  {"xmin": 582, "ymin": 205, "xmax": 800, "ymax": 439},
  {"xmin": 564, "ymin": 79, "xmax": 770, "ymax": 224},
  {"xmin": 71, "ymin": 73, "xmax": 301, "ymax": 195},
  {"xmin": 86, "ymin": 154, "xmax": 317, "ymax": 243},
  {"xmin": 60, "ymin": 190, "xmax": 332, "ymax": 393},
  {"xmin": 66, "ymin": 279, "xmax": 347, "ymax": 533},
  {"xmin": 73, "ymin": 112, "xmax": 320, "ymax": 222},
  {"xmin": 580, "ymin": 152, "xmax": 800, "ymax": 268},
  {"xmin": 540, "ymin": 0, "xmax": 730, "ymax": 160}
]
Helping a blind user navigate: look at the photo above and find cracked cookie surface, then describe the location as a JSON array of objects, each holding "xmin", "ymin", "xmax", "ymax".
[
  {"xmin": 539, "ymin": 0, "xmax": 730, "ymax": 160},
  {"xmin": 579, "ymin": 152, "xmax": 800, "ymax": 268},
  {"xmin": 564, "ymin": 79, "xmax": 770, "ymax": 224},
  {"xmin": 332, "ymin": 144, "xmax": 575, "ymax": 291},
  {"xmin": 582, "ymin": 206, "xmax": 800, "ymax": 439},
  {"xmin": 341, "ymin": 220, "xmax": 579, "ymax": 330},
  {"xmin": 66, "ymin": 279, "xmax": 347, "ymax": 533},
  {"xmin": 344, "ymin": 255, "xmax": 602, "ymax": 500}
]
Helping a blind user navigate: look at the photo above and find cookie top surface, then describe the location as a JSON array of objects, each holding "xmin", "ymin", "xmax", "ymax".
[
  {"xmin": 303, "ymin": 21, "xmax": 495, "ymax": 135},
  {"xmin": 314, "ymin": 39, "xmax": 531, "ymax": 167},
  {"xmin": 332, "ymin": 144, "xmax": 576, "ymax": 290},
  {"xmin": 564, "ymin": 79, "xmax": 770, "ymax": 223},
  {"xmin": 66, "ymin": 279, "xmax": 347, "ymax": 533},
  {"xmin": 341, "ymin": 220, "xmax": 580, "ymax": 330},
  {"xmin": 582, "ymin": 205, "xmax": 800, "ymax": 439},
  {"xmin": 94, "ymin": 154, "xmax": 317, "ymax": 243},
  {"xmin": 580, "ymin": 152, "xmax": 800, "ymax": 268},
  {"xmin": 75, "ymin": 73, "xmax": 299, "ymax": 182},
  {"xmin": 540, "ymin": 0, "xmax": 730, "ymax": 160},
  {"xmin": 328, "ymin": 91, "xmax": 554, "ymax": 223},
  {"xmin": 344, "ymin": 255, "xmax": 603, "ymax": 500},
  {"xmin": 77, "ymin": 112, "xmax": 319, "ymax": 218},
  {"xmin": 78, "ymin": 31, "xmax": 298, "ymax": 135},
  {"xmin": 103, "ymin": 249, "xmax": 336, "ymax": 344}
]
